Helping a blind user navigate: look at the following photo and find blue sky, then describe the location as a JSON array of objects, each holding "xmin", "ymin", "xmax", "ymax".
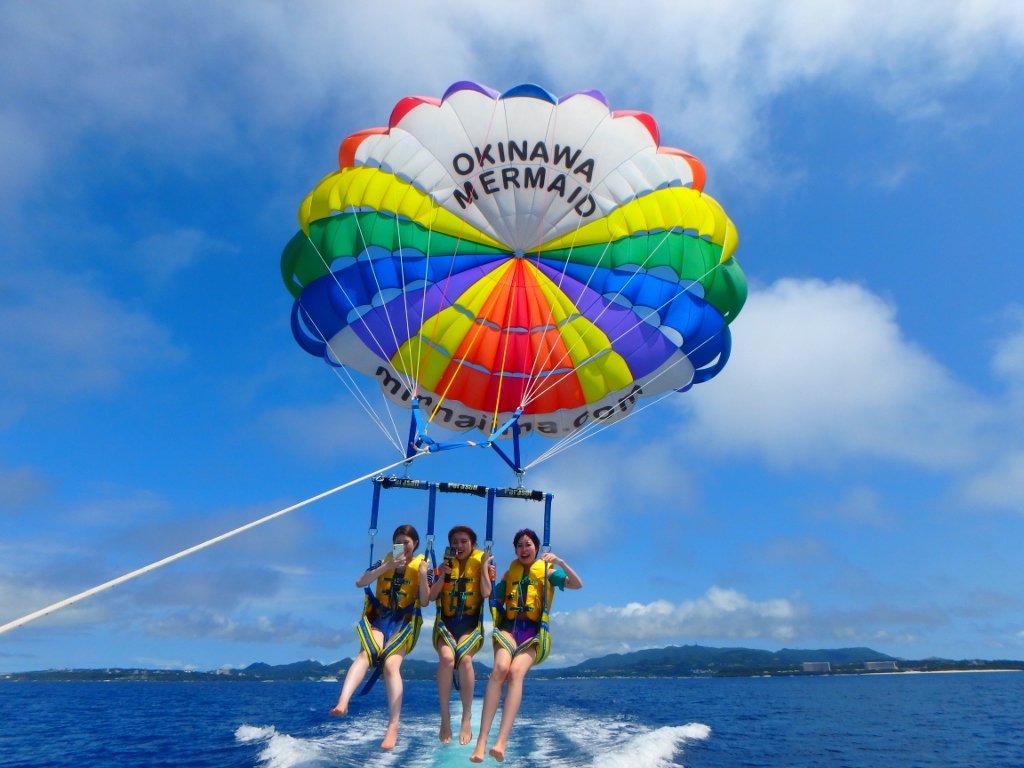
[{"xmin": 3, "ymin": 1, "xmax": 1024, "ymax": 672}]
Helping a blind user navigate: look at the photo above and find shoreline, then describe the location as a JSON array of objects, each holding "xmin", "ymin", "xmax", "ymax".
[{"xmin": 869, "ymin": 668, "xmax": 1022, "ymax": 675}]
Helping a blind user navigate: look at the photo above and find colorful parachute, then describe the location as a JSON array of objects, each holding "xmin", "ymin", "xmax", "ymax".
[{"xmin": 282, "ymin": 82, "xmax": 746, "ymax": 441}]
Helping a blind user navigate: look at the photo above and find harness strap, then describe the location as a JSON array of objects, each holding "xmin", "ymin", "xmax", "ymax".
[
  {"xmin": 357, "ymin": 587, "xmax": 421, "ymax": 696},
  {"xmin": 433, "ymin": 616, "xmax": 484, "ymax": 691}
]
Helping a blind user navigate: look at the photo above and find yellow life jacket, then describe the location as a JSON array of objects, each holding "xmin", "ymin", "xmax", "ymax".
[
  {"xmin": 503, "ymin": 559, "xmax": 554, "ymax": 624},
  {"xmin": 373, "ymin": 554, "xmax": 424, "ymax": 615},
  {"xmin": 438, "ymin": 549, "xmax": 484, "ymax": 619},
  {"xmin": 356, "ymin": 553, "xmax": 425, "ymax": 696}
]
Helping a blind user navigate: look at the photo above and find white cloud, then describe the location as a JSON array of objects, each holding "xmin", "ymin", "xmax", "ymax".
[
  {"xmin": 144, "ymin": 609, "xmax": 310, "ymax": 643},
  {"xmin": 962, "ymin": 452, "xmax": 1024, "ymax": 511},
  {"xmin": 528, "ymin": 436, "xmax": 698, "ymax": 553},
  {"xmin": 992, "ymin": 309, "xmax": 1024, "ymax": 390},
  {"xmin": 0, "ymin": 571, "xmax": 114, "ymax": 630},
  {"xmin": 0, "ymin": 464, "xmax": 50, "ymax": 515},
  {"xmin": 133, "ymin": 228, "xmax": 234, "ymax": 283},
  {"xmin": 755, "ymin": 536, "xmax": 833, "ymax": 563},
  {"xmin": 3, "ymin": 0, "xmax": 1024, "ymax": 201},
  {"xmin": 261, "ymin": 397, "xmax": 407, "ymax": 460},
  {"xmin": 806, "ymin": 485, "xmax": 897, "ymax": 529},
  {"xmin": 680, "ymin": 278, "xmax": 991, "ymax": 469},
  {"xmin": 553, "ymin": 586, "xmax": 802, "ymax": 659},
  {"xmin": 0, "ymin": 271, "xmax": 183, "ymax": 416},
  {"xmin": 544, "ymin": 587, "xmax": 970, "ymax": 662}
]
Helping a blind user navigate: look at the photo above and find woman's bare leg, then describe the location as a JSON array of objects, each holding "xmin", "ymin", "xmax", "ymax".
[
  {"xmin": 470, "ymin": 637, "xmax": 513, "ymax": 762},
  {"xmin": 435, "ymin": 638, "xmax": 456, "ymax": 743},
  {"xmin": 489, "ymin": 647, "xmax": 536, "ymax": 761},
  {"xmin": 329, "ymin": 628, "xmax": 382, "ymax": 716},
  {"xmin": 456, "ymin": 643, "xmax": 477, "ymax": 745},
  {"xmin": 380, "ymin": 648, "xmax": 407, "ymax": 750}
]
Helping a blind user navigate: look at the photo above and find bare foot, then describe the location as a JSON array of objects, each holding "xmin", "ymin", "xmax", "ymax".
[
  {"xmin": 489, "ymin": 746, "xmax": 505, "ymax": 762},
  {"xmin": 380, "ymin": 722, "xmax": 399, "ymax": 751},
  {"xmin": 470, "ymin": 744, "xmax": 486, "ymax": 763},
  {"xmin": 438, "ymin": 718, "xmax": 452, "ymax": 744},
  {"xmin": 459, "ymin": 717, "xmax": 473, "ymax": 745},
  {"xmin": 328, "ymin": 705, "xmax": 347, "ymax": 717}
]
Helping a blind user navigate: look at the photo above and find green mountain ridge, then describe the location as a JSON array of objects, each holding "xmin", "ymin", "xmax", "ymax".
[
  {"xmin": 529, "ymin": 644, "xmax": 897, "ymax": 678},
  {"xmin": 4, "ymin": 645, "xmax": 1021, "ymax": 681}
]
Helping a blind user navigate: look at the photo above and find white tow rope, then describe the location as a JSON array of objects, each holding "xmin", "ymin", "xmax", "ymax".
[{"xmin": 0, "ymin": 455, "xmax": 418, "ymax": 637}]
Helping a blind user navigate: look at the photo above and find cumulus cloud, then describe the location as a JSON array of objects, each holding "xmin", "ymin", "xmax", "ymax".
[
  {"xmin": 0, "ymin": 569, "xmax": 115, "ymax": 630},
  {"xmin": 827, "ymin": 486, "xmax": 897, "ymax": 529},
  {"xmin": 553, "ymin": 586, "xmax": 802, "ymax": 658},
  {"xmin": 130, "ymin": 566, "xmax": 284, "ymax": 613},
  {"xmin": 132, "ymin": 227, "xmax": 235, "ymax": 283},
  {"xmin": 143, "ymin": 606, "xmax": 353, "ymax": 648},
  {"xmin": 0, "ymin": 271, "xmax": 183, "ymax": 417},
  {"xmin": 145, "ymin": 609, "xmax": 309, "ymax": 643},
  {"xmin": 754, "ymin": 536, "xmax": 833, "ymax": 564},
  {"xmin": 0, "ymin": 464, "xmax": 50, "ymax": 515},
  {"xmin": 261, "ymin": 397, "xmax": 409, "ymax": 460},
  {"xmin": 962, "ymin": 452, "xmax": 1024, "ymax": 511},
  {"xmin": 525, "ymin": 434, "xmax": 699, "ymax": 554},
  {"xmin": 680, "ymin": 278, "xmax": 992, "ymax": 469},
  {"xmin": 545, "ymin": 587, "xmax": 968, "ymax": 662},
  {"xmin": 3, "ymin": 0, "xmax": 1024, "ymax": 202}
]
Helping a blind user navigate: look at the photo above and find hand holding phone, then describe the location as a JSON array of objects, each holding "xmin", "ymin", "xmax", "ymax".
[
  {"xmin": 443, "ymin": 546, "xmax": 455, "ymax": 581},
  {"xmin": 392, "ymin": 543, "xmax": 405, "ymax": 560}
]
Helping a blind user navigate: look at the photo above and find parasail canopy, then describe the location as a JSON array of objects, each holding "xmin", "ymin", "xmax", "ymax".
[{"xmin": 282, "ymin": 82, "xmax": 746, "ymax": 444}]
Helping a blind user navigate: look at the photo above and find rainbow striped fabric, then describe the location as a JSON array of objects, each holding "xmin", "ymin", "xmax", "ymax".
[{"xmin": 282, "ymin": 82, "xmax": 746, "ymax": 439}]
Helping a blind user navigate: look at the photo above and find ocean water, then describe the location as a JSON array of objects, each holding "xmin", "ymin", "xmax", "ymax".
[{"xmin": 2, "ymin": 673, "xmax": 1022, "ymax": 767}]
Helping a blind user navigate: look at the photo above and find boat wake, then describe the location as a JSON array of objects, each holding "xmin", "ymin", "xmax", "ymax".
[{"xmin": 235, "ymin": 712, "xmax": 710, "ymax": 767}]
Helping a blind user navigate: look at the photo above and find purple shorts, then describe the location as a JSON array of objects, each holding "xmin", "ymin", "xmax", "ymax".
[{"xmin": 499, "ymin": 619, "xmax": 538, "ymax": 648}]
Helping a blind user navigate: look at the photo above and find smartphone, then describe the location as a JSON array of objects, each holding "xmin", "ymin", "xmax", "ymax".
[{"xmin": 392, "ymin": 543, "xmax": 404, "ymax": 559}]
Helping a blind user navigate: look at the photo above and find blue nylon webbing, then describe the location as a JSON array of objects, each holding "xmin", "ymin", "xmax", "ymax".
[
  {"xmin": 543, "ymin": 493, "xmax": 553, "ymax": 549},
  {"xmin": 486, "ymin": 487, "xmax": 496, "ymax": 543}
]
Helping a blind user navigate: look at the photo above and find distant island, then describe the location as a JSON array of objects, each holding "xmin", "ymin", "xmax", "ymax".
[{"xmin": 4, "ymin": 645, "xmax": 1023, "ymax": 682}]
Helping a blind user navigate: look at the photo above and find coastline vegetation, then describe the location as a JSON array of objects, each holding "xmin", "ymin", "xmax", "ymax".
[{"xmin": 4, "ymin": 645, "xmax": 1022, "ymax": 682}]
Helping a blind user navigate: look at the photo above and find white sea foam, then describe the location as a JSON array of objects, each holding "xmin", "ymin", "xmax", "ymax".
[
  {"xmin": 234, "ymin": 724, "xmax": 328, "ymax": 768},
  {"xmin": 235, "ymin": 708, "xmax": 710, "ymax": 767},
  {"xmin": 591, "ymin": 724, "xmax": 711, "ymax": 768},
  {"xmin": 506, "ymin": 710, "xmax": 710, "ymax": 767}
]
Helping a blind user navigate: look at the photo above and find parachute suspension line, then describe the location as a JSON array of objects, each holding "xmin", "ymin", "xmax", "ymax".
[
  {"xmin": 519, "ymin": 217, "xmax": 602, "ymax": 409},
  {"xmin": 301, "ymin": 231, "xmax": 414, "ymax": 393},
  {"xmin": 348, "ymin": 213, "xmax": 416, "ymax": 393},
  {"xmin": 527, "ymin": 386, "xmax": 679, "ymax": 468},
  {"xmin": 428, "ymin": 259, "xmax": 515, "ymax": 424},
  {"xmin": 335, "ymin": 364, "xmax": 405, "ymax": 455},
  {"xmin": 593, "ymin": 259, "xmax": 726, "ymax": 356},
  {"xmin": 519, "ymin": 237, "xmax": 615, "ymax": 408},
  {"xmin": 518, "ymin": 109, "xmax": 609, "ymax": 409},
  {"xmin": 525, "ymin": 329, "xmax": 729, "ymax": 469},
  {"xmin": 521, "ymin": 252, "xmax": 728, "ymax": 412},
  {"xmin": 296, "ymin": 297, "xmax": 405, "ymax": 454},
  {"xmin": 489, "ymin": 255, "xmax": 524, "ymax": 435},
  {"xmin": 415, "ymin": 219, "xmax": 466, "ymax": 414},
  {"xmin": 414, "ymin": 170, "xmax": 444, "ymax": 398},
  {"xmin": 530, "ymin": 328, "xmax": 727, "ymax": 467},
  {"xmin": 393, "ymin": 207, "xmax": 416, "ymax": 389},
  {"xmin": 0, "ymin": 454, "xmax": 424, "ymax": 637},
  {"xmin": 523, "ymin": 139, "xmax": 710, "ymax": 406},
  {"xmin": 423, "ymin": 99, "xmax": 509, "ymax": 426}
]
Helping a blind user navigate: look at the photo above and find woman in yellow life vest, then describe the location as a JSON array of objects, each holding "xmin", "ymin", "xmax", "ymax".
[
  {"xmin": 426, "ymin": 525, "xmax": 491, "ymax": 745},
  {"xmin": 470, "ymin": 528, "xmax": 582, "ymax": 764},
  {"xmin": 329, "ymin": 524, "xmax": 429, "ymax": 752}
]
